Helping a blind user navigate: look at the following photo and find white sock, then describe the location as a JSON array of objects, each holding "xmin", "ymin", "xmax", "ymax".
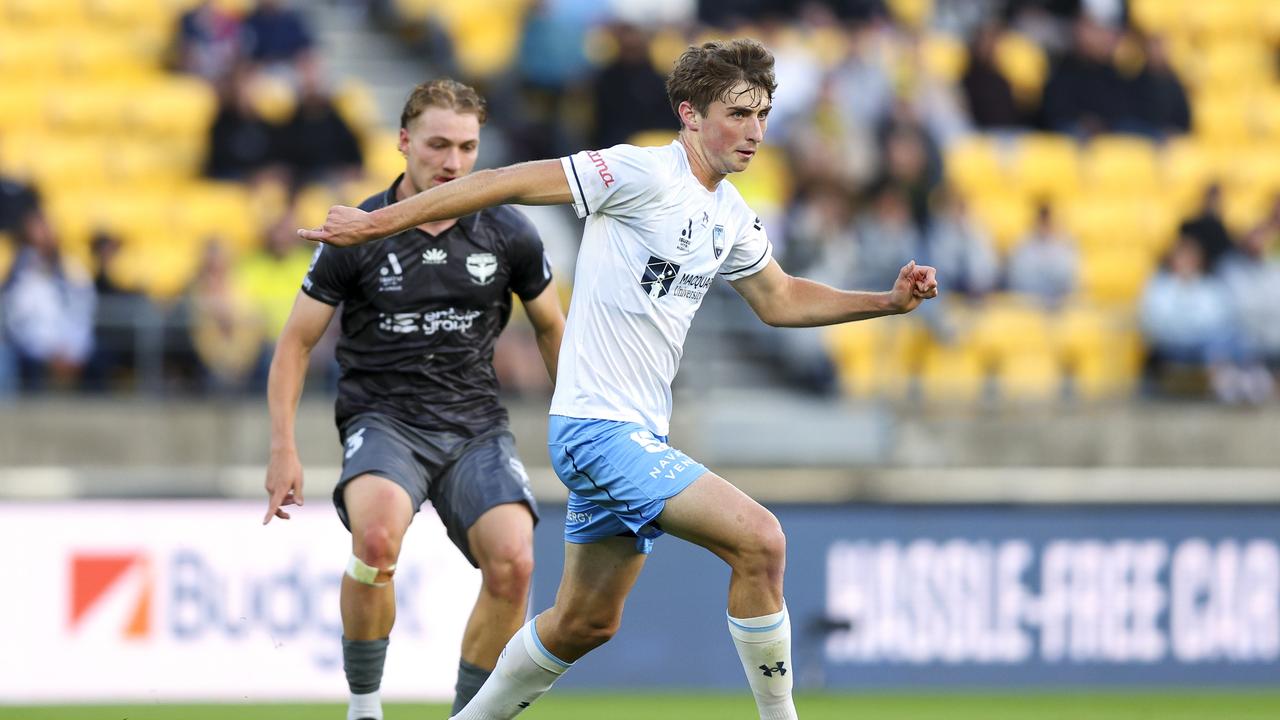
[
  {"xmin": 451, "ymin": 616, "xmax": 571, "ymax": 720},
  {"xmin": 348, "ymin": 689, "xmax": 382, "ymax": 720},
  {"xmin": 728, "ymin": 603, "xmax": 798, "ymax": 720}
]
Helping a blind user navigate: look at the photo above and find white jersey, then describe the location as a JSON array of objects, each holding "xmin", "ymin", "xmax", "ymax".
[{"xmin": 551, "ymin": 141, "xmax": 773, "ymax": 435}]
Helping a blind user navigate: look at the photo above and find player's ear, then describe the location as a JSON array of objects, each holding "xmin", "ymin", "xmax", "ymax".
[
  {"xmin": 678, "ymin": 100, "xmax": 700, "ymax": 132},
  {"xmin": 397, "ymin": 127, "xmax": 410, "ymax": 156}
]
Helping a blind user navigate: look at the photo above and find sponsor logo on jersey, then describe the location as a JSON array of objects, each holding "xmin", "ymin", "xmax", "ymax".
[
  {"xmin": 465, "ymin": 253, "xmax": 498, "ymax": 285},
  {"xmin": 422, "ymin": 247, "xmax": 448, "ymax": 265},
  {"xmin": 713, "ymin": 224, "xmax": 725, "ymax": 259},
  {"xmin": 379, "ymin": 252, "xmax": 404, "ymax": 292},
  {"xmin": 672, "ymin": 272, "xmax": 714, "ymax": 301},
  {"xmin": 640, "ymin": 256, "xmax": 681, "ymax": 299},
  {"xmin": 378, "ymin": 308, "xmax": 483, "ymax": 335},
  {"xmin": 586, "ymin": 150, "xmax": 615, "ymax": 188}
]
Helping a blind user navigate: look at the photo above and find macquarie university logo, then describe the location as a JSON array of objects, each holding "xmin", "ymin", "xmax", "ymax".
[
  {"xmin": 69, "ymin": 552, "xmax": 152, "ymax": 639},
  {"xmin": 640, "ymin": 256, "xmax": 681, "ymax": 300}
]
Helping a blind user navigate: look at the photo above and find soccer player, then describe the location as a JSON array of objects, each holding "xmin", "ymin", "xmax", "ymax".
[
  {"xmin": 263, "ymin": 78, "xmax": 566, "ymax": 720},
  {"xmin": 299, "ymin": 40, "xmax": 938, "ymax": 720}
]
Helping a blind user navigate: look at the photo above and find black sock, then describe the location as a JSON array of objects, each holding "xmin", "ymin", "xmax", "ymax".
[
  {"xmin": 342, "ymin": 636, "xmax": 390, "ymax": 695},
  {"xmin": 450, "ymin": 658, "xmax": 492, "ymax": 715}
]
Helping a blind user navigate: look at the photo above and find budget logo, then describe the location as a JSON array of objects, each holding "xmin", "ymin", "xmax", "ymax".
[
  {"xmin": 69, "ymin": 552, "xmax": 153, "ymax": 639},
  {"xmin": 640, "ymin": 256, "xmax": 681, "ymax": 300}
]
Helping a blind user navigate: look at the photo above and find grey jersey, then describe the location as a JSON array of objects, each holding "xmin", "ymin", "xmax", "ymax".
[{"xmin": 302, "ymin": 175, "xmax": 553, "ymax": 435}]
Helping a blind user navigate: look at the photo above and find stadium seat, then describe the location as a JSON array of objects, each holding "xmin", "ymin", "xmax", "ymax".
[
  {"xmin": 920, "ymin": 33, "xmax": 967, "ymax": 83},
  {"xmin": 1009, "ymin": 134, "xmax": 1080, "ymax": 203},
  {"xmin": 628, "ymin": 130, "xmax": 677, "ymax": 148},
  {"xmin": 945, "ymin": 135, "xmax": 1006, "ymax": 197},
  {"xmin": 824, "ymin": 321, "xmax": 886, "ymax": 398},
  {"xmin": 967, "ymin": 191, "xmax": 1034, "ymax": 254},
  {"xmin": 0, "ymin": 84, "xmax": 45, "ymax": 133},
  {"xmin": 918, "ymin": 342, "xmax": 987, "ymax": 404},
  {"xmin": 1192, "ymin": 92, "xmax": 1251, "ymax": 143},
  {"xmin": 124, "ymin": 79, "xmax": 219, "ymax": 138},
  {"xmin": 1078, "ymin": 247, "xmax": 1158, "ymax": 305},
  {"xmin": 967, "ymin": 299, "xmax": 1052, "ymax": 367},
  {"xmin": 174, "ymin": 183, "xmax": 257, "ymax": 255},
  {"xmin": 994, "ymin": 32, "xmax": 1049, "ymax": 107},
  {"xmin": 334, "ymin": 80, "xmax": 379, "ymax": 141},
  {"xmin": 1129, "ymin": 0, "xmax": 1187, "ymax": 35},
  {"xmin": 1082, "ymin": 135, "xmax": 1158, "ymax": 198},
  {"xmin": 1184, "ymin": 0, "xmax": 1266, "ymax": 40},
  {"xmin": 83, "ymin": 0, "xmax": 175, "ymax": 34},
  {"xmin": 1058, "ymin": 194, "xmax": 1153, "ymax": 252},
  {"xmin": 46, "ymin": 85, "xmax": 130, "ymax": 133},
  {"xmin": 730, "ymin": 145, "xmax": 793, "ymax": 214},
  {"xmin": 2, "ymin": 0, "xmax": 87, "ymax": 27},
  {"xmin": 1221, "ymin": 187, "xmax": 1272, "ymax": 235},
  {"xmin": 886, "ymin": 0, "xmax": 933, "ymax": 29},
  {"xmin": 1159, "ymin": 137, "xmax": 1214, "ymax": 213},
  {"xmin": 362, "ymin": 130, "xmax": 407, "ymax": 183},
  {"xmin": 63, "ymin": 32, "xmax": 160, "ymax": 79},
  {"xmin": 293, "ymin": 184, "xmax": 340, "ymax": 231},
  {"xmin": 996, "ymin": 349, "xmax": 1062, "ymax": 403}
]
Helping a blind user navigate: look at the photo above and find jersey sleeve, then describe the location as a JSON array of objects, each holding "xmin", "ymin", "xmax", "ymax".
[
  {"xmin": 502, "ymin": 210, "xmax": 554, "ymax": 301},
  {"xmin": 560, "ymin": 144, "xmax": 666, "ymax": 219},
  {"xmin": 300, "ymin": 243, "xmax": 356, "ymax": 305},
  {"xmin": 719, "ymin": 213, "xmax": 773, "ymax": 281}
]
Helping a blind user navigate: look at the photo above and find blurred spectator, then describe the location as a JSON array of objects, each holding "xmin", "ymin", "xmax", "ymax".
[
  {"xmin": 875, "ymin": 100, "xmax": 942, "ymax": 229},
  {"xmin": 0, "ymin": 173, "xmax": 39, "ymax": 234},
  {"xmin": 1007, "ymin": 203, "xmax": 1078, "ymax": 307},
  {"xmin": 1216, "ymin": 203, "xmax": 1280, "ymax": 400},
  {"xmin": 240, "ymin": 0, "xmax": 315, "ymax": 70},
  {"xmin": 234, "ymin": 209, "xmax": 317, "ymax": 386},
  {"xmin": 279, "ymin": 59, "xmax": 364, "ymax": 187},
  {"xmin": 1139, "ymin": 237, "xmax": 1242, "ymax": 401},
  {"xmin": 1132, "ymin": 34, "xmax": 1190, "ymax": 138},
  {"xmin": 0, "ymin": 212, "xmax": 96, "ymax": 391},
  {"xmin": 1040, "ymin": 15, "xmax": 1131, "ymax": 137},
  {"xmin": 853, "ymin": 182, "xmax": 922, "ymax": 291},
  {"xmin": 82, "ymin": 231, "xmax": 153, "ymax": 391},
  {"xmin": 962, "ymin": 22, "xmax": 1022, "ymax": 129},
  {"xmin": 1179, "ymin": 184, "xmax": 1234, "ymax": 274},
  {"xmin": 187, "ymin": 240, "xmax": 266, "ymax": 393},
  {"xmin": 925, "ymin": 188, "xmax": 999, "ymax": 298},
  {"xmin": 589, "ymin": 24, "xmax": 673, "ymax": 148},
  {"xmin": 173, "ymin": 0, "xmax": 243, "ymax": 82},
  {"xmin": 205, "ymin": 65, "xmax": 287, "ymax": 182}
]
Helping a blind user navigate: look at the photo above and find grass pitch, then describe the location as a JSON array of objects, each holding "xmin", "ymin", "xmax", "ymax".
[{"xmin": 3, "ymin": 692, "xmax": 1279, "ymax": 719}]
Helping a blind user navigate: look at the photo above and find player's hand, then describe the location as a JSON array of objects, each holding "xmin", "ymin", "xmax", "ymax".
[
  {"xmin": 263, "ymin": 447, "xmax": 305, "ymax": 524},
  {"xmin": 888, "ymin": 260, "xmax": 939, "ymax": 314},
  {"xmin": 297, "ymin": 205, "xmax": 377, "ymax": 248}
]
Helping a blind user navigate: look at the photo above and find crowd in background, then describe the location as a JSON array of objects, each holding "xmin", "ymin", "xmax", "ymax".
[{"xmin": 2, "ymin": 0, "xmax": 1279, "ymax": 405}]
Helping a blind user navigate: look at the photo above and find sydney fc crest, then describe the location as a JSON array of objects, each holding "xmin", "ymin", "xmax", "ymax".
[
  {"xmin": 465, "ymin": 252, "xmax": 498, "ymax": 285},
  {"xmin": 640, "ymin": 256, "xmax": 681, "ymax": 300},
  {"xmin": 712, "ymin": 225, "xmax": 725, "ymax": 259}
]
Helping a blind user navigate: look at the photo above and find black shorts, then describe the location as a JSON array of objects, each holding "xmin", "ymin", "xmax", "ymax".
[{"xmin": 333, "ymin": 412, "xmax": 539, "ymax": 567}]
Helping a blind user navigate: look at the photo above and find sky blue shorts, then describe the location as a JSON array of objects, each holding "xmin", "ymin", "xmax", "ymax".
[{"xmin": 548, "ymin": 415, "xmax": 708, "ymax": 554}]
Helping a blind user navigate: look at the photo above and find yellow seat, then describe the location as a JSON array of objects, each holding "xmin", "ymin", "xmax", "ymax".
[
  {"xmin": 1058, "ymin": 194, "xmax": 1153, "ymax": 252},
  {"xmin": 1220, "ymin": 187, "xmax": 1272, "ymax": 236},
  {"xmin": 1079, "ymin": 247, "xmax": 1157, "ymax": 305},
  {"xmin": 126, "ymin": 78, "xmax": 219, "ymax": 138},
  {"xmin": 996, "ymin": 349, "xmax": 1062, "ymax": 403},
  {"xmin": 174, "ymin": 183, "xmax": 257, "ymax": 255},
  {"xmin": 967, "ymin": 191, "xmax": 1034, "ymax": 254},
  {"xmin": 1193, "ymin": 91, "xmax": 1251, "ymax": 143},
  {"xmin": 1129, "ymin": 0, "xmax": 1188, "ymax": 35},
  {"xmin": 824, "ymin": 320, "xmax": 887, "ymax": 398},
  {"xmin": 628, "ymin": 130, "xmax": 677, "ymax": 148},
  {"xmin": 3, "ymin": 0, "xmax": 87, "ymax": 27},
  {"xmin": 0, "ymin": 33, "xmax": 61, "ymax": 82},
  {"xmin": 920, "ymin": 32, "xmax": 967, "ymax": 83},
  {"xmin": 1009, "ymin": 134, "xmax": 1080, "ymax": 203},
  {"xmin": 1224, "ymin": 144, "xmax": 1280, "ymax": 200},
  {"xmin": 1160, "ymin": 137, "xmax": 1215, "ymax": 213},
  {"xmin": 431, "ymin": 0, "xmax": 529, "ymax": 79},
  {"xmin": 994, "ymin": 32, "xmax": 1049, "ymax": 107},
  {"xmin": 731, "ymin": 145, "xmax": 792, "ymax": 214},
  {"xmin": 363, "ymin": 130, "xmax": 407, "ymax": 183},
  {"xmin": 0, "ymin": 85, "xmax": 46, "ymax": 134},
  {"xmin": 293, "ymin": 184, "xmax": 340, "ymax": 231},
  {"xmin": 63, "ymin": 32, "xmax": 159, "ymax": 79},
  {"xmin": 45, "ymin": 85, "xmax": 130, "ymax": 133},
  {"xmin": 945, "ymin": 135, "xmax": 1006, "ymax": 197},
  {"xmin": 886, "ymin": 0, "xmax": 933, "ymax": 29},
  {"xmin": 967, "ymin": 299, "xmax": 1053, "ymax": 367},
  {"xmin": 1185, "ymin": 0, "xmax": 1266, "ymax": 40},
  {"xmin": 918, "ymin": 343, "xmax": 986, "ymax": 404},
  {"xmin": 83, "ymin": 0, "xmax": 175, "ymax": 33},
  {"xmin": 334, "ymin": 80, "xmax": 379, "ymax": 141},
  {"xmin": 1082, "ymin": 135, "xmax": 1158, "ymax": 197}
]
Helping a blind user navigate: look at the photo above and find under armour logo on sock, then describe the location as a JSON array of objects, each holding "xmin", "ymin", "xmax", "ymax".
[
  {"xmin": 759, "ymin": 661, "xmax": 786, "ymax": 677},
  {"xmin": 518, "ymin": 701, "xmax": 531, "ymax": 709}
]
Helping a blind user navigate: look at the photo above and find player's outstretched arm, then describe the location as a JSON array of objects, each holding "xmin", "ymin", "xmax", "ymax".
[
  {"xmin": 264, "ymin": 292, "xmax": 336, "ymax": 524},
  {"xmin": 298, "ymin": 160, "xmax": 574, "ymax": 248},
  {"xmin": 731, "ymin": 259, "xmax": 939, "ymax": 328},
  {"xmin": 521, "ymin": 282, "xmax": 566, "ymax": 384}
]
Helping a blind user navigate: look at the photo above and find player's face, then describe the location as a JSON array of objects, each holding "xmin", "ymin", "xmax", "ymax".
[
  {"xmin": 399, "ymin": 107, "xmax": 481, "ymax": 194},
  {"xmin": 698, "ymin": 82, "xmax": 771, "ymax": 175}
]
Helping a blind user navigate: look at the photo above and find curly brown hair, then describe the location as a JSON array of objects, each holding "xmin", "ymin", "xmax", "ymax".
[
  {"xmin": 665, "ymin": 39, "xmax": 777, "ymax": 119},
  {"xmin": 400, "ymin": 78, "xmax": 487, "ymax": 129}
]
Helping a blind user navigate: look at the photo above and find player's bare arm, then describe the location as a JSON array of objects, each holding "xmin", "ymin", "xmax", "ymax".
[
  {"xmin": 521, "ymin": 282, "xmax": 566, "ymax": 384},
  {"xmin": 731, "ymin": 259, "xmax": 939, "ymax": 328},
  {"xmin": 300, "ymin": 160, "xmax": 574, "ymax": 248},
  {"xmin": 263, "ymin": 291, "xmax": 337, "ymax": 524}
]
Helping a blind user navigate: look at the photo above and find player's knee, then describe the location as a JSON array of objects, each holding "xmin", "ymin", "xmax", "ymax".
[
  {"xmin": 480, "ymin": 543, "xmax": 534, "ymax": 603},
  {"xmin": 738, "ymin": 513, "xmax": 787, "ymax": 580},
  {"xmin": 562, "ymin": 611, "xmax": 622, "ymax": 651},
  {"xmin": 355, "ymin": 525, "xmax": 401, "ymax": 573}
]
